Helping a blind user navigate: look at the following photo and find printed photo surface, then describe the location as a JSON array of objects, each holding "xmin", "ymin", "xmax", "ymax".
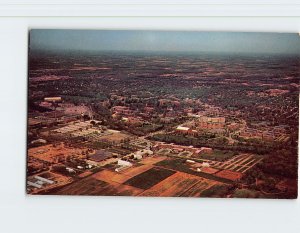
[{"xmin": 27, "ymin": 30, "xmax": 299, "ymax": 198}]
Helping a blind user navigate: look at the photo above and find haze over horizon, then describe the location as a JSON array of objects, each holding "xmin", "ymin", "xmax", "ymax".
[{"xmin": 30, "ymin": 29, "xmax": 300, "ymax": 55}]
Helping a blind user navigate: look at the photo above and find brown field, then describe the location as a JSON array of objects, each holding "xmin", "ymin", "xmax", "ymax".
[
  {"xmin": 92, "ymin": 169, "xmax": 130, "ymax": 184},
  {"xmin": 95, "ymin": 183, "xmax": 144, "ymax": 196},
  {"xmin": 50, "ymin": 162, "xmax": 228, "ymax": 197},
  {"xmin": 99, "ymin": 132, "xmax": 131, "ymax": 143},
  {"xmin": 92, "ymin": 164, "xmax": 153, "ymax": 184},
  {"xmin": 140, "ymin": 156, "xmax": 167, "ymax": 165},
  {"xmin": 200, "ymin": 167, "xmax": 219, "ymax": 174},
  {"xmin": 215, "ymin": 170, "xmax": 243, "ymax": 181},
  {"xmin": 54, "ymin": 176, "xmax": 143, "ymax": 196},
  {"xmin": 140, "ymin": 171, "xmax": 219, "ymax": 197},
  {"xmin": 121, "ymin": 164, "xmax": 153, "ymax": 177},
  {"xmin": 78, "ymin": 170, "xmax": 93, "ymax": 178},
  {"xmin": 181, "ymin": 181, "xmax": 219, "ymax": 197},
  {"xmin": 28, "ymin": 143, "xmax": 86, "ymax": 163}
]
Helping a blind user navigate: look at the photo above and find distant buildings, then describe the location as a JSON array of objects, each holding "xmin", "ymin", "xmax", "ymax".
[
  {"xmin": 27, "ymin": 175, "xmax": 55, "ymax": 190},
  {"xmin": 112, "ymin": 106, "xmax": 132, "ymax": 116},
  {"xmin": 131, "ymin": 149, "xmax": 153, "ymax": 160},
  {"xmin": 197, "ymin": 116, "xmax": 225, "ymax": 130},
  {"xmin": 227, "ymin": 122, "xmax": 240, "ymax": 131},
  {"xmin": 155, "ymin": 142, "xmax": 213, "ymax": 156},
  {"xmin": 176, "ymin": 126, "xmax": 197, "ymax": 136},
  {"xmin": 31, "ymin": 139, "xmax": 47, "ymax": 145},
  {"xmin": 44, "ymin": 97, "xmax": 62, "ymax": 102},
  {"xmin": 240, "ymin": 126, "xmax": 288, "ymax": 142}
]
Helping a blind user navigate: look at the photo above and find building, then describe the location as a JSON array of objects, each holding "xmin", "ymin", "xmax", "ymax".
[
  {"xmin": 27, "ymin": 175, "xmax": 55, "ymax": 190},
  {"xmin": 115, "ymin": 160, "xmax": 133, "ymax": 172},
  {"xmin": 176, "ymin": 126, "xmax": 198, "ymax": 136},
  {"xmin": 39, "ymin": 101, "xmax": 55, "ymax": 109},
  {"xmin": 155, "ymin": 143, "xmax": 213, "ymax": 155},
  {"xmin": 197, "ymin": 116, "xmax": 226, "ymax": 130},
  {"xmin": 132, "ymin": 149, "xmax": 153, "ymax": 160},
  {"xmin": 227, "ymin": 122, "xmax": 240, "ymax": 131},
  {"xmin": 112, "ymin": 106, "xmax": 132, "ymax": 116},
  {"xmin": 240, "ymin": 128, "xmax": 263, "ymax": 139},
  {"xmin": 44, "ymin": 97, "xmax": 62, "ymax": 102},
  {"xmin": 31, "ymin": 139, "xmax": 47, "ymax": 145}
]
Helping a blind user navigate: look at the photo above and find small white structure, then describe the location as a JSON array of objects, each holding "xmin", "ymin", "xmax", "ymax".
[
  {"xmin": 34, "ymin": 175, "xmax": 54, "ymax": 184},
  {"xmin": 44, "ymin": 97, "xmax": 62, "ymax": 102},
  {"xmin": 31, "ymin": 139, "xmax": 47, "ymax": 144},
  {"xmin": 133, "ymin": 151, "xmax": 143, "ymax": 160},
  {"xmin": 27, "ymin": 181, "xmax": 42, "ymax": 189},
  {"xmin": 132, "ymin": 149, "xmax": 154, "ymax": 160},
  {"xmin": 176, "ymin": 126, "xmax": 190, "ymax": 131},
  {"xmin": 115, "ymin": 160, "xmax": 133, "ymax": 172},
  {"xmin": 66, "ymin": 167, "xmax": 75, "ymax": 173},
  {"xmin": 117, "ymin": 160, "xmax": 132, "ymax": 167},
  {"xmin": 186, "ymin": 159, "xmax": 195, "ymax": 164},
  {"xmin": 202, "ymin": 162, "xmax": 210, "ymax": 167}
]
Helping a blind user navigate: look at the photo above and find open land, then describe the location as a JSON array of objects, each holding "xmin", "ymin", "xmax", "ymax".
[{"xmin": 27, "ymin": 50, "xmax": 299, "ymax": 198}]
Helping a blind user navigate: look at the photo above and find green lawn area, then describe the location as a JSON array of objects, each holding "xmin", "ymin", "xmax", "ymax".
[
  {"xmin": 199, "ymin": 150, "xmax": 237, "ymax": 162},
  {"xmin": 124, "ymin": 167, "xmax": 175, "ymax": 190}
]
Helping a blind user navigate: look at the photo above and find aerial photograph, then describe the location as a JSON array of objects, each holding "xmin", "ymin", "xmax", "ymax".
[{"xmin": 27, "ymin": 29, "xmax": 299, "ymax": 198}]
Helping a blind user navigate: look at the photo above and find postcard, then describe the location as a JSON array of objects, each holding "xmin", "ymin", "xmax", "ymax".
[{"xmin": 27, "ymin": 29, "xmax": 299, "ymax": 198}]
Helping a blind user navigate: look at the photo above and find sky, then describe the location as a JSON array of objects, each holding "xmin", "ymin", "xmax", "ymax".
[{"xmin": 30, "ymin": 29, "xmax": 300, "ymax": 55}]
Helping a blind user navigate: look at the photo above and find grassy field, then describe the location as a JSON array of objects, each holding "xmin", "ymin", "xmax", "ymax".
[
  {"xmin": 124, "ymin": 167, "xmax": 176, "ymax": 190},
  {"xmin": 198, "ymin": 150, "xmax": 237, "ymax": 162}
]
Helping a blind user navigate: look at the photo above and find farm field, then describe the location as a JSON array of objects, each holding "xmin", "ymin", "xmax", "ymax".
[
  {"xmin": 212, "ymin": 154, "xmax": 263, "ymax": 173},
  {"xmin": 98, "ymin": 131, "xmax": 131, "ymax": 143},
  {"xmin": 92, "ymin": 164, "xmax": 153, "ymax": 184},
  {"xmin": 50, "ymin": 155, "xmax": 230, "ymax": 197},
  {"xmin": 53, "ymin": 176, "xmax": 144, "ymax": 196},
  {"xmin": 124, "ymin": 167, "xmax": 176, "ymax": 190},
  {"xmin": 28, "ymin": 143, "xmax": 86, "ymax": 163},
  {"xmin": 139, "ymin": 156, "xmax": 167, "ymax": 165},
  {"xmin": 140, "ymin": 171, "xmax": 219, "ymax": 197}
]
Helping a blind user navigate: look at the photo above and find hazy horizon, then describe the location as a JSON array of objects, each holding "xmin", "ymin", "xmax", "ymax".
[{"xmin": 29, "ymin": 29, "xmax": 300, "ymax": 55}]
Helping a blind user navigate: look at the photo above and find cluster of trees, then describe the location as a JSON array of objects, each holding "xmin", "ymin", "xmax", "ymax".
[{"xmin": 260, "ymin": 149, "xmax": 298, "ymax": 179}]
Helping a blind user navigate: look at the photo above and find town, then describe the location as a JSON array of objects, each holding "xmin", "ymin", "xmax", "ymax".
[{"xmin": 27, "ymin": 51, "xmax": 299, "ymax": 198}]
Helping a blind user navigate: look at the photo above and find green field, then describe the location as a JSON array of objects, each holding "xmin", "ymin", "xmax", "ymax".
[
  {"xmin": 124, "ymin": 167, "xmax": 176, "ymax": 190},
  {"xmin": 199, "ymin": 150, "xmax": 237, "ymax": 162}
]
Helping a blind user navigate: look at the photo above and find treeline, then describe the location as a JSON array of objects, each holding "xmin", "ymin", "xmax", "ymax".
[{"xmin": 260, "ymin": 149, "xmax": 298, "ymax": 179}]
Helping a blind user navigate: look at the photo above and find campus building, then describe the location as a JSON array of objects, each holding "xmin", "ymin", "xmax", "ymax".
[{"xmin": 197, "ymin": 116, "xmax": 226, "ymax": 130}]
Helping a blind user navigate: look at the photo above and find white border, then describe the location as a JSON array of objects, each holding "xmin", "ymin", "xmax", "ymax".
[
  {"xmin": 0, "ymin": 8, "xmax": 299, "ymax": 233},
  {"xmin": 0, "ymin": 5, "xmax": 299, "ymax": 17},
  {"xmin": 0, "ymin": 1, "xmax": 300, "ymax": 16}
]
